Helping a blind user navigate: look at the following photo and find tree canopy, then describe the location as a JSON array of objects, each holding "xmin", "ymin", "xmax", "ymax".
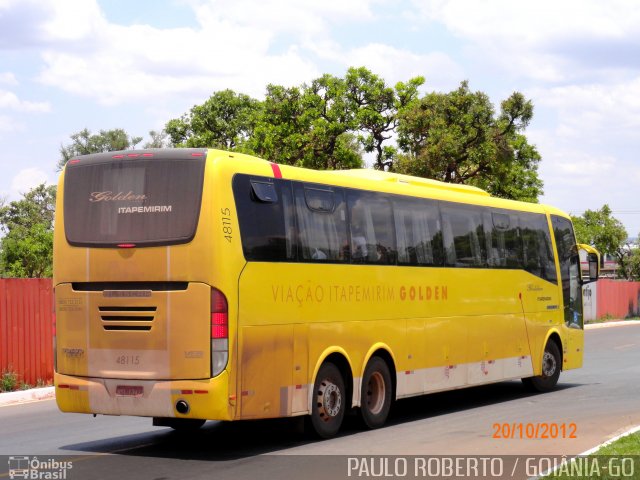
[
  {"xmin": 164, "ymin": 71, "xmax": 541, "ymax": 201},
  {"xmin": 571, "ymin": 205, "xmax": 639, "ymax": 280},
  {"xmin": 0, "ymin": 184, "xmax": 56, "ymax": 278},
  {"xmin": 57, "ymin": 128, "xmax": 143, "ymax": 171},
  {"xmin": 395, "ymin": 81, "xmax": 542, "ymax": 201}
]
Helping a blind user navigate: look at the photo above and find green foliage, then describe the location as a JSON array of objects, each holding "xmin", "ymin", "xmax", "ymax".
[
  {"xmin": 572, "ymin": 205, "xmax": 627, "ymax": 255},
  {"xmin": 571, "ymin": 205, "xmax": 637, "ymax": 279},
  {"xmin": 345, "ymin": 67, "xmax": 424, "ymax": 170},
  {"xmin": 144, "ymin": 129, "xmax": 170, "ymax": 149},
  {"xmin": 627, "ymin": 243, "xmax": 640, "ymax": 281},
  {"xmin": 165, "ymin": 68, "xmax": 424, "ymax": 171},
  {"xmin": 395, "ymin": 81, "xmax": 543, "ymax": 201},
  {"xmin": 165, "ymin": 89, "xmax": 262, "ymax": 151},
  {"xmin": 58, "ymin": 128, "xmax": 143, "ymax": 170},
  {"xmin": 0, "ymin": 369, "xmax": 18, "ymax": 392},
  {"xmin": 252, "ymin": 74, "xmax": 364, "ymax": 169},
  {"xmin": 0, "ymin": 184, "xmax": 56, "ymax": 278}
]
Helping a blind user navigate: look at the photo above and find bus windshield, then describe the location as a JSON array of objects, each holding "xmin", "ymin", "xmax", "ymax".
[{"xmin": 63, "ymin": 153, "xmax": 206, "ymax": 247}]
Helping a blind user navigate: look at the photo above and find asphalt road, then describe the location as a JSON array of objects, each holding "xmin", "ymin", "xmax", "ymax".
[{"xmin": 1, "ymin": 324, "xmax": 639, "ymax": 479}]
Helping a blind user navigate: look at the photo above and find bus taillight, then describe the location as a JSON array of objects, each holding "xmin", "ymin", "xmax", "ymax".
[
  {"xmin": 211, "ymin": 288, "xmax": 228, "ymax": 339},
  {"xmin": 211, "ymin": 288, "xmax": 228, "ymax": 377}
]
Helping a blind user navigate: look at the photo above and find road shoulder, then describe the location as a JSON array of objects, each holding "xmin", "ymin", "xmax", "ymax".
[{"xmin": 0, "ymin": 386, "xmax": 55, "ymax": 407}]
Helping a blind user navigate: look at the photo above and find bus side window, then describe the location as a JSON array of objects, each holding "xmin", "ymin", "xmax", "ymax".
[
  {"xmin": 441, "ymin": 204, "xmax": 487, "ymax": 268},
  {"xmin": 347, "ymin": 191, "xmax": 396, "ymax": 265},
  {"xmin": 489, "ymin": 211, "xmax": 522, "ymax": 269},
  {"xmin": 520, "ymin": 213, "xmax": 557, "ymax": 283},
  {"xmin": 233, "ymin": 175, "xmax": 294, "ymax": 262},
  {"xmin": 393, "ymin": 198, "xmax": 443, "ymax": 266},
  {"xmin": 293, "ymin": 183, "xmax": 347, "ymax": 262}
]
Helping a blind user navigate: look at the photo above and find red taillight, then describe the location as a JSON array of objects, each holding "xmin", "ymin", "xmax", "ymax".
[
  {"xmin": 112, "ymin": 154, "xmax": 124, "ymax": 159},
  {"xmin": 211, "ymin": 288, "xmax": 228, "ymax": 339},
  {"xmin": 117, "ymin": 243, "xmax": 136, "ymax": 248},
  {"xmin": 68, "ymin": 159, "xmax": 81, "ymax": 165},
  {"xmin": 191, "ymin": 152, "xmax": 204, "ymax": 157}
]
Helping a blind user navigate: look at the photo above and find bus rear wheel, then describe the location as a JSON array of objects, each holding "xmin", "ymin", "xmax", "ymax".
[
  {"xmin": 522, "ymin": 340, "xmax": 561, "ymax": 392},
  {"xmin": 310, "ymin": 362, "xmax": 346, "ymax": 439},
  {"xmin": 360, "ymin": 356, "xmax": 392, "ymax": 429}
]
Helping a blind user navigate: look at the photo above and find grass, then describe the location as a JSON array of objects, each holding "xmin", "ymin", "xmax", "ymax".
[
  {"xmin": 544, "ymin": 431, "xmax": 640, "ymax": 479},
  {"xmin": 0, "ymin": 370, "xmax": 52, "ymax": 392},
  {"xmin": 0, "ymin": 370, "xmax": 19, "ymax": 392},
  {"xmin": 594, "ymin": 431, "xmax": 640, "ymax": 456}
]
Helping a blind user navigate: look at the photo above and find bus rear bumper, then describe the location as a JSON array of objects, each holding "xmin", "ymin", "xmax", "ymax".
[{"xmin": 54, "ymin": 371, "xmax": 232, "ymax": 421}]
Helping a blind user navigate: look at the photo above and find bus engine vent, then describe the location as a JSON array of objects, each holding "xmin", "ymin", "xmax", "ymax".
[{"xmin": 99, "ymin": 306, "xmax": 156, "ymax": 331}]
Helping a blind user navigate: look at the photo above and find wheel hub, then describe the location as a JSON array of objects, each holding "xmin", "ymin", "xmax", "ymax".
[
  {"xmin": 366, "ymin": 371, "xmax": 385, "ymax": 415},
  {"xmin": 317, "ymin": 380, "xmax": 342, "ymax": 421},
  {"xmin": 542, "ymin": 351, "xmax": 556, "ymax": 377}
]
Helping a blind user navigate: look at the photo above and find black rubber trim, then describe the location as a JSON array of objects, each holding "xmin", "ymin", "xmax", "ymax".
[{"xmin": 72, "ymin": 282, "xmax": 188, "ymax": 291}]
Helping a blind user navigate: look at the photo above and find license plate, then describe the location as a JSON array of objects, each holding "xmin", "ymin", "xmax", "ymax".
[{"xmin": 116, "ymin": 385, "xmax": 143, "ymax": 397}]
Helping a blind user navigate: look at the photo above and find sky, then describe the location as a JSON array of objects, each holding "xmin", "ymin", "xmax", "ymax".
[{"xmin": 1, "ymin": 0, "xmax": 639, "ymax": 238}]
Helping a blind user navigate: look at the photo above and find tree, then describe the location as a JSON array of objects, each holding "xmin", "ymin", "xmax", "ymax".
[
  {"xmin": 0, "ymin": 184, "xmax": 56, "ymax": 278},
  {"xmin": 572, "ymin": 205, "xmax": 631, "ymax": 279},
  {"xmin": 144, "ymin": 129, "xmax": 170, "ymax": 149},
  {"xmin": 165, "ymin": 89, "xmax": 262, "ymax": 151},
  {"xmin": 395, "ymin": 81, "xmax": 543, "ymax": 201},
  {"xmin": 251, "ymin": 75, "xmax": 364, "ymax": 169},
  {"xmin": 627, "ymin": 242, "xmax": 640, "ymax": 281},
  {"xmin": 345, "ymin": 67, "xmax": 424, "ymax": 170},
  {"xmin": 58, "ymin": 128, "xmax": 143, "ymax": 170}
]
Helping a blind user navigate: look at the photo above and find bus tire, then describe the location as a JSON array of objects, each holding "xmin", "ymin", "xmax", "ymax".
[
  {"xmin": 360, "ymin": 356, "xmax": 392, "ymax": 429},
  {"xmin": 522, "ymin": 340, "xmax": 561, "ymax": 392},
  {"xmin": 310, "ymin": 362, "xmax": 346, "ymax": 439}
]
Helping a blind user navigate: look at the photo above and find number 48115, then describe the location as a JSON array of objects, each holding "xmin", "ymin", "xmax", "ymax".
[{"xmin": 221, "ymin": 208, "xmax": 233, "ymax": 242}]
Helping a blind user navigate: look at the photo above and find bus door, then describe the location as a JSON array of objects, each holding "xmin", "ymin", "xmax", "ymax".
[{"xmin": 552, "ymin": 216, "xmax": 583, "ymax": 369}]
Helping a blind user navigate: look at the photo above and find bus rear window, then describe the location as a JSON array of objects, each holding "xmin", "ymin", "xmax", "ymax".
[{"xmin": 63, "ymin": 153, "xmax": 206, "ymax": 247}]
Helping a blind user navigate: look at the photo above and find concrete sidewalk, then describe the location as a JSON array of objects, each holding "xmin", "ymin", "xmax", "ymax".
[
  {"xmin": 585, "ymin": 319, "xmax": 640, "ymax": 329},
  {"xmin": 0, "ymin": 386, "xmax": 54, "ymax": 407}
]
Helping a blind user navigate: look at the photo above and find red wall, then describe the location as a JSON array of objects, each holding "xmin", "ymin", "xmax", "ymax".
[
  {"xmin": 596, "ymin": 279, "xmax": 640, "ymax": 319},
  {"xmin": 0, "ymin": 279, "xmax": 54, "ymax": 387}
]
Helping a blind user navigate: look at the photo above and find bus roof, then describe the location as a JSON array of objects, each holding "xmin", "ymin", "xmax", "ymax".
[{"xmin": 324, "ymin": 169, "xmax": 491, "ymax": 197}]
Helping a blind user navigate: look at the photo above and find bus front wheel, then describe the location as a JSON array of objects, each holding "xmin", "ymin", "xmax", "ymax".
[
  {"xmin": 310, "ymin": 362, "xmax": 346, "ymax": 438},
  {"xmin": 522, "ymin": 340, "xmax": 561, "ymax": 392},
  {"xmin": 360, "ymin": 356, "xmax": 392, "ymax": 429}
]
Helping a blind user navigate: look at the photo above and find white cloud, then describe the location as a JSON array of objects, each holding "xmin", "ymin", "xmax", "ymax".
[
  {"xmin": 9, "ymin": 167, "xmax": 52, "ymax": 197},
  {"xmin": 412, "ymin": 0, "xmax": 640, "ymax": 81},
  {"xmin": 0, "ymin": 72, "xmax": 17, "ymax": 85},
  {"xmin": 32, "ymin": 0, "xmax": 328, "ymax": 103},
  {"xmin": 0, "ymin": 89, "xmax": 51, "ymax": 112},
  {"xmin": 0, "ymin": 114, "xmax": 25, "ymax": 133},
  {"xmin": 337, "ymin": 43, "xmax": 464, "ymax": 91},
  {"xmin": 531, "ymin": 76, "xmax": 640, "ymax": 141},
  {"xmin": 190, "ymin": 0, "xmax": 376, "ymax": 38}
]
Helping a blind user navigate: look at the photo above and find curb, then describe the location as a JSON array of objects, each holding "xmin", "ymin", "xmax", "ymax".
[
  {"xmin": 0, "ymin": 386, "xmax": 55, "ymax": 407},
  {"xmin": 535, "ymin": 424, "xmax": 640, "ymax": 478},
  {"xmin": 578, "ymin": 424, "xmax": 640, "ymax": 456},
  {"xmin": 585, "ymin": 320, "xmax": 640, "ymax": 329}
]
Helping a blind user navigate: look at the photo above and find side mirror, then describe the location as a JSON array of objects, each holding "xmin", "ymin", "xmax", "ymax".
[
  {"xmin": 577, "ymin": 243, "xmax": 600, "ymax": 283},
  {"xmin": 587, "ymin": 253, "xmax": 599, "ymax": 282}
]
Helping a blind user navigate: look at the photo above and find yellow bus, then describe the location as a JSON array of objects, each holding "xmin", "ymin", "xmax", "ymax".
[{"xmin": 53, "ymin": 148, "xmax": 598, "ymax": 438}]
